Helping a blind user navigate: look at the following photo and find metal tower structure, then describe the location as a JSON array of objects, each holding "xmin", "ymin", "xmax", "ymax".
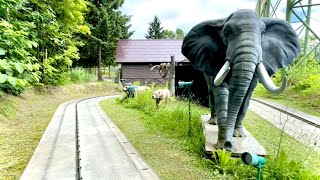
[{"xmin": 256, "ymin": 0, "xmax": 320, "ymax": 65}]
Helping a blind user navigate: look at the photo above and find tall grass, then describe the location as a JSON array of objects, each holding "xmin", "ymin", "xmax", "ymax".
[
  {"xmin": 119, "ymin": 90, "xmax": 207, "ymax": 155},
  {"xmin": 69, "ymin": 68, "xmax": 96, "ymax": 83}
]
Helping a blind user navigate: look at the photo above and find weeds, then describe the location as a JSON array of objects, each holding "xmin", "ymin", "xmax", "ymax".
[{"xmin": 115, "ymin": 86, "xmax": 320, "ymax": 179}]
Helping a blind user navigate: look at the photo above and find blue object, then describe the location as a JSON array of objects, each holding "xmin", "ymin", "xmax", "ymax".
[
  {"xmin": 177, "ymin": 81, "xmax": 193, "ymax": 136},
  {"xmin": 241, "ymin": 152, "xmax": 266, "ymax": 180},
  {"xmin": 127, "ymin": 85, "xmax": 136, "ymax": 98},
  {"xmin": 178, "ymin": 81, "xmax": 193, "ymax": 88}
]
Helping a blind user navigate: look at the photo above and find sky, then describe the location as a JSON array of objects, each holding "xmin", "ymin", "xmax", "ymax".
[{"xmin": 120, "ymin": 0, "xmax": 320, "ymax": 40}]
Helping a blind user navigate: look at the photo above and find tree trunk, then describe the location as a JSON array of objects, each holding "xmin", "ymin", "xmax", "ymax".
[
  {"xmin": 98, "ymin": 45, "xmax": 103, "ymax": 81},
  {"xmin": 108, "ymin": 65, "xmax": 111, "ymax": 78}
]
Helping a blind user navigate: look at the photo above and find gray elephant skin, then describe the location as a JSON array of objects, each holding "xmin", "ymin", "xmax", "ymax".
[{"xmin": 181, "ymin": 9, "xmax": 300, "ymax": 151}]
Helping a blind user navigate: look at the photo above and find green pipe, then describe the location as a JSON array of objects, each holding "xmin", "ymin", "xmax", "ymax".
[{"xmin": 286, "ymin": 0, "xmax": 292, "ymax": 22}]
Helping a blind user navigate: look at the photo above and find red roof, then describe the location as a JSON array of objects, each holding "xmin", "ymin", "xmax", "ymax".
[{"xmin": 116, "ymin": 39, "xmax": 188, "ymax": 63}]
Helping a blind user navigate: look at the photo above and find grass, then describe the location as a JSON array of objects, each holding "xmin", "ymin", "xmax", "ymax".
[
  {"xmin": 0, "ymin": 82, "xmax": 122, "ymax": 179},
  {"xmin": 244, "ymin": 111, "xmax": 320, "ymax": 179},
  {"xmin": 253, "ymin": 58, "xmax": 320, "ymax": 117},
  {"xmin": 100, "ymin": 90, "xmax": 320, "ymax": 179},
  {"xmin": 100, "ymin": 94, "xmax": 230, "ymax": 179}
]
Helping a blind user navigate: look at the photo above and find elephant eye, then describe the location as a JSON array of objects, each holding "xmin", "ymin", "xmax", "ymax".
[{"xmin": 224, "ymin": 30, "xmax": 229, "ymax": 37}]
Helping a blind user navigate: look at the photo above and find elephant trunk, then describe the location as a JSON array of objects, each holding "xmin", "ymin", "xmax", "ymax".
[{"xmin": 224, "ymin": 53, "xmax": 258, "ymax": 150}]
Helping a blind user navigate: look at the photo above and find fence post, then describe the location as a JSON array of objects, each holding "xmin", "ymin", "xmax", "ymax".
[{"xmin": 169, "ymin": 54, "xmax": 175, "ymax": 96}]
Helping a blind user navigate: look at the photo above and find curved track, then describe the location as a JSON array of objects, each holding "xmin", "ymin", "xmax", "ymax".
[{"xmin": 21, "ymin": 96, "xmax": 159, "ymax": 180}]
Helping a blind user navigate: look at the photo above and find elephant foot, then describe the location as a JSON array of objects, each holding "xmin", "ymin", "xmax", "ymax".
[
  {"xmin": 208, "ymin": 115, "xmax": 218, "ymax": 125},
  {"xmin": 224, "ymin": 141, "xmax": 234, "ymax": 152},
  {"xmin": 214, "ymin": 139, "xmax": 225, "ymax": 149},
  {"xmin": 233, "ymin": 127, "xmax": 245, "ymax": 137}
]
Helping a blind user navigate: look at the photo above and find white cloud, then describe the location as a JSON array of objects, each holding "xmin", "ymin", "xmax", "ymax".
[{"xmin": 121, "ymin": 0, "xmax": 320, "ymax": 40}]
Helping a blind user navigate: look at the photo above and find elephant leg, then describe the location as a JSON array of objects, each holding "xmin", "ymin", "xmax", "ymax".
[
  {"xmin": 208, "ymin": 90, "xmax": 218, "ymax": 125},
  {"xmin": 213, "ymin": 82, "xmax": 229, "ymax": 149},
  {"xmin": 204, "ymin": 74, "xmax": 217, "ymax": 125},
  {"xmin": 234, "ymin": 76, "xmax": 258, "ymax": 137}
]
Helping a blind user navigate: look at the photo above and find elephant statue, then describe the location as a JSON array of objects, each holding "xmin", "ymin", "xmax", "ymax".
[{"xmin": 181, "ymin": 9, "xmax": 300, "ymax": 151}]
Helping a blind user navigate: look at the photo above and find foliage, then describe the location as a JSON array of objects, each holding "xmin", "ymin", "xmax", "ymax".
[
  {"xmin": 163, "ymin": 28, "xmax": 185, "ymax": 39},
  {"xmin": 212, "ymin": 149, "xmax": 236, "ymax": 173},
  {"xmin": 119, "ymin": 89, "xmax": 207, "ymax": 155},
  {"xmin": 254, "ymin": 56, "xmax": 320, "ymax": 116},
  {"xmin": 145, "ymin": 16, "xmax": 164, "ymax": 39},
  {"xmin": 263, "ymin": 150, "xmax": 319, "ymax": 179},
  {"xmin": 68, "ymin": 68, "xmax": 96, "ymax": 83},
  {"xmin": 0, "ymin": 0, "xmax": 89, "ymax": 94},
  {"xmin": 0, "ymin": 60, "xmax": 40, "ymax": 95},
  {"xmin": 116, "ymin": 87, "xmax": 320, "ymax": 179},
  {"xmin": 76, "ymin": 0, "xmax": 133, "ymax": 78}
]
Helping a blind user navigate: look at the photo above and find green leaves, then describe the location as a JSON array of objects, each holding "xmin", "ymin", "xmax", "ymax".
[
  {"xmin": 0, "ymin": 60, "xmax": 39, "ymax": 96},
  {"xmin": 0, "ymin": 73, "xmax": 7, "ymax": 83},
  {"xmin": 0, "ymin": 48, "xmax": 6, "ymax": 55},
  {"xmin": 14, "ymin": 63, "xmax": 24, "ymax": 74}
]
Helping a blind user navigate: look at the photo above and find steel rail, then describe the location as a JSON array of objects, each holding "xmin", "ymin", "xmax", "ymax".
[{"xmin": 251, "ymin": 98, "xmax": 320, "ymax": 129}]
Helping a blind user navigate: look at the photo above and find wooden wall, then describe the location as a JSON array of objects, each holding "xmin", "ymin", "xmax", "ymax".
[{"xmin": 121, "ymin": 63, "xmax": 168, "ymax": 85}]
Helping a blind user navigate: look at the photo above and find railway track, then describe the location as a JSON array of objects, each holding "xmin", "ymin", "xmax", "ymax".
[
  {"xmin": 21, "ymin": 96, "xmax": 159, "ymax": 180},
  {"xmin": 249, "ymin": 98, "xmax": 320, "ymax": 151},
  {"xmin": 251, "ymin": 98, "xmax": 320, "ymax": 129}
]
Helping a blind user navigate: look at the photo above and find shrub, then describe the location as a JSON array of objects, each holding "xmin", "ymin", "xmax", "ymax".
[{"xmin": 69, "ymin": 68, "xmax": 96, "ymax": 83}]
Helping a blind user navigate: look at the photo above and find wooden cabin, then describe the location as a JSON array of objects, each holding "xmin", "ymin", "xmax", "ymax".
[{"xmin": 116, "ymin": 39, "xmax": 209, "ymax": 106}]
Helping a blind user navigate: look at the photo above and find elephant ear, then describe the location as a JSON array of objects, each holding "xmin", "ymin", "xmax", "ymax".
[
  {"xmin": 181, "ymin": 19, "xmax": 226, "ymax": 76},
  {"xmin": 262, "ymin": 18, "xmax": 301, "ymax": 76}
]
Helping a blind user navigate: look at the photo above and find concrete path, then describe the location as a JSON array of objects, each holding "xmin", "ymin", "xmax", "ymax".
[
  {"xmin": 21, "ymin": 96, "xmax": 159, "ymax": 180},
  {"xmin": 249, "ymin": 98, "xmax": 320, "ymax": 151}
]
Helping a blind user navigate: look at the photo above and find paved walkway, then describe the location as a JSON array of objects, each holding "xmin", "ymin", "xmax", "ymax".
[
  {"xmin": 249, "ymin": 98, "xmax": 320, "ymax": 151},
  {"xmin": 21, "ymin": 96, "xmax": 159, "ymax": 180}
]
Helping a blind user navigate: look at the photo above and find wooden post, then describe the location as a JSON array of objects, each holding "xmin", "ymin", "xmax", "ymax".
[
  {"xmin": 98, "ymin": 45, "xmax": 103, "ymax": 81},
  {"xmin": 169, "ymin": 54, "xmax": 175, "ymax": 96}
]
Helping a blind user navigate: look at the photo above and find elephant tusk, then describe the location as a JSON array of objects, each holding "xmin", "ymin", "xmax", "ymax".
[
  {"xmin": 214, "ymin": 61, "xmax": 230, "ymax": 86},
  {"xmin": 256, "ymin": 62, "xmax": 287, "ymax": 93}
]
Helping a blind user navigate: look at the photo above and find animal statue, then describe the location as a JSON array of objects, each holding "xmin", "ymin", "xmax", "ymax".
[
  {"xmin": 122, "ymin": 84, "xmax": 136, "ymax": 98},
  {"xmin": 152, "ymin": 89, "xmax": 171, "ymax": 106},
  {"xmin": 181, "ymin": 9, "xmax": 300, "ymax": 151},
  {"xmin": 150, "ymin": 63, "xmax": 171, "ymax": 78}
]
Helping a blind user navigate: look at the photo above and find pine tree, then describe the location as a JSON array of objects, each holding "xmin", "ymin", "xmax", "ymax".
[{"xmin": 145, "ymin": 16, "xmax": 164, "ymax": 39}]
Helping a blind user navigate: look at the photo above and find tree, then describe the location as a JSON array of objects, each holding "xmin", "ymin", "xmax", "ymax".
[
  {"xmin": 175, "ymin": 28, "xmax": 185, "ymax": 40},
  {"xmin": 0, "ymin": 0, "xmax": 89, "ymax": 95},
  {"xmin": 77, "ymin": 0, "xmax": 133, "ymax": 80},
  {"xmin": 145, "ymin": 16, "xmax": 164, "ymax": 39},
  {"xmin": 163, "ymin": 28, "xmax": 185, "ymax": 40},
  {"xmin": 163, "ymin": 29, "xmax": 175, "ymax": 39}
]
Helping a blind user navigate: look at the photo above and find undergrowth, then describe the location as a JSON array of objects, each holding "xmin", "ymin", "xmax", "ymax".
[
  {"xmin": 116, "ymin": 88, "xmax": 320, "ymax": 179},
  {"xmin": 119, "ymin": 90, "xmax": 207, "ymax": 155}
]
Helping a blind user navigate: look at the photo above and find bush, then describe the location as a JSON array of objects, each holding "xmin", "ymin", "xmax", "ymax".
[{"xmin": 53, "ymin": 68, "xmax": 96, "ymax": 85}]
